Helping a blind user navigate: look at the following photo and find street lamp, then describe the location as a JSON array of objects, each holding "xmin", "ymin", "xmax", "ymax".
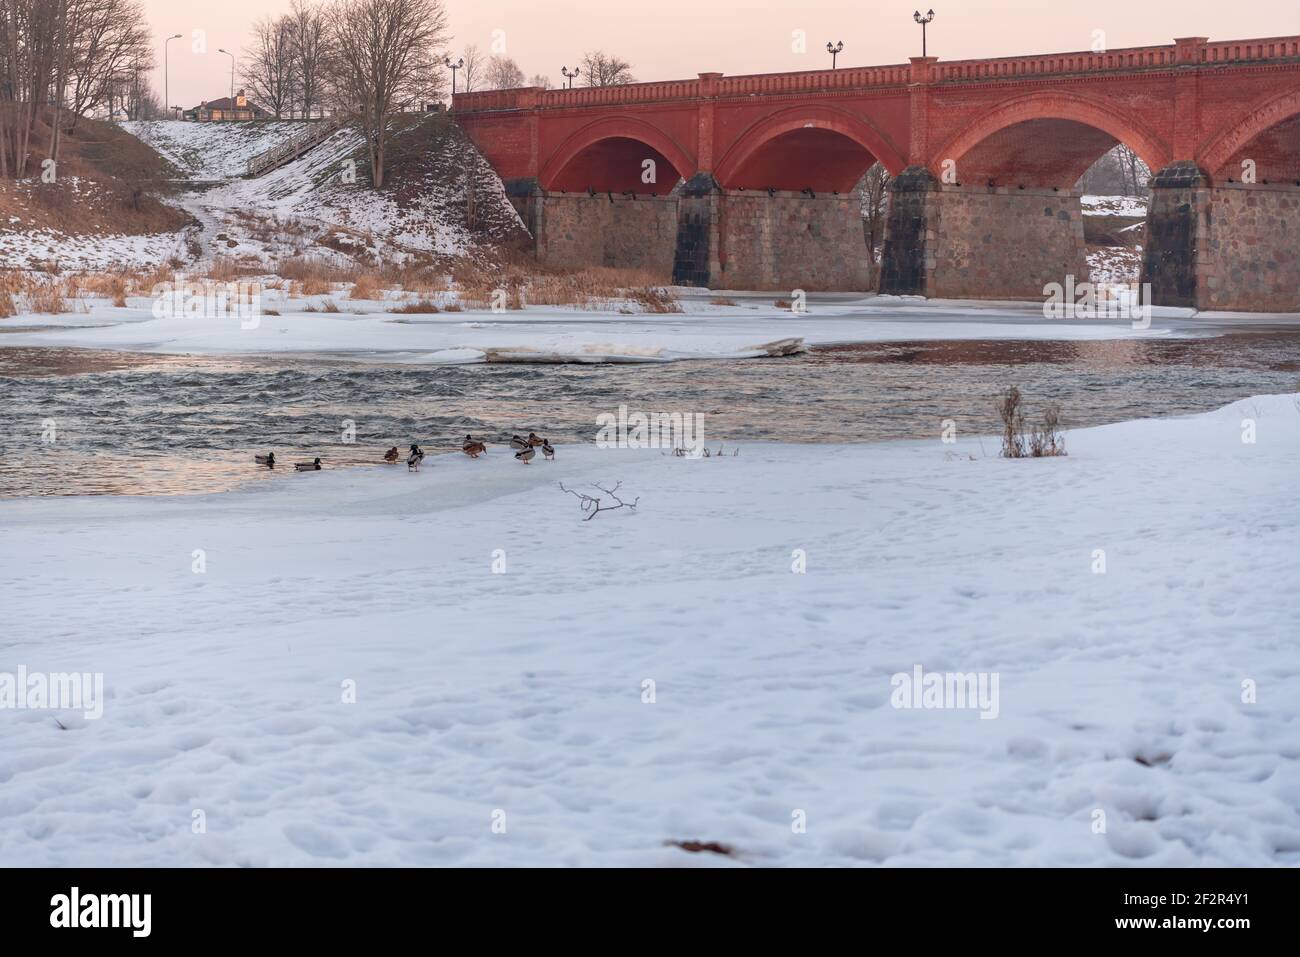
[
  {"xmin": 826, "ymin": 41, "xmax": 844, "ymax": 70},
  {"xmin": 913, "ymin": 9, "xmax": 936, "ymax": 57},
  {"xmin": 445, "ymin": 57, "xmax": 463, "ymax": 96},
  {"xmin": 165, "ymin": 34, "xmax": 182, "ymax": 120},
  {"xmin": 216, "ymin": 48, "xmax": 235, "ymax": 105},
  {"xmin": 561, "ymin": 66, "xmax": 580, "ymax": 89}
]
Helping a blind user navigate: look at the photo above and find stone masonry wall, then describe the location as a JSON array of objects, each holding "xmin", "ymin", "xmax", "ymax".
[
  {"xmin": 536, "ymin": 194, "xmax": 677, "ymax": 278},
  {"xmin": 1201, "ymin": 184, "xmax": 1300, "ymax": 312},
  {"xmin": 714, "ymin": 191, "xmax": 872, "ymax": 291},
  {"xmin": 929, "ymin": 188, "xmax": 1090, "ymax": 300}
]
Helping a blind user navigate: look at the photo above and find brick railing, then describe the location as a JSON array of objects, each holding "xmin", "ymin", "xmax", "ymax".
[
  {"xmin": 717, "ymin": 64, "xmax": 909, "ymax": 95},
  {"xmin": 1201, "ymin": 37, "xmax": 1300, "ymax": 63}
]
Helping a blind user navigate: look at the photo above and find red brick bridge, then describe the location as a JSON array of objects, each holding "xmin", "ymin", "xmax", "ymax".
[{"xmin": 455, "ymin": 35, "xmax": 1300, "ymax": 311}]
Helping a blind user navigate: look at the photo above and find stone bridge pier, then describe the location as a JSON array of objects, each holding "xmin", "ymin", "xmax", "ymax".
[
  {"xmin": 880, "ymin": 168, "xmax": 1089, "ymax": 299},
  {"xmin": 1142, "ymin": 163, "xmax": 1300, "ymax": 312},
  {"xmin": 510, "ymin": 176, "xmax": 873, "ymax": 291}
]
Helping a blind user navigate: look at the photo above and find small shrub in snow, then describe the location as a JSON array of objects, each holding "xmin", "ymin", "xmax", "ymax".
[{"xmin": 997, "ymin": 386, "xmax": 1067, "ymax": 458}]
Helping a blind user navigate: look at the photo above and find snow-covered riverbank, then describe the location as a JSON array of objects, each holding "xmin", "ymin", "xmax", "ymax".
[
  {"xmin": 8, "ymin": 291, "xmax": 1292, "ymax": 365},
  {"xmin": 2, "ymin": 394, "xmax": 1297, "ymax": 866}
]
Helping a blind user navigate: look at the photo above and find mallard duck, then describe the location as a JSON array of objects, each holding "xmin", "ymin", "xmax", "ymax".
[
  {"xmin": 527, "ymin": 432, "xmax": 543, "ymax": 447},
  {"xmin": 509, "ymin": 434, "xmax": 529, "ymax": 451},
  {"xmin": 407, "ymin": 444, "xmax": 425, "ymax": 471},
  {"xmin": 463, "ymin": 440, "xmax": 487, "ymax": 458},
  {"xmin": 295, "ymin": 457, "xmax": 322, "ymax": 472},
  {"xmin": 254, "ymin": 452, "xmax": 275, "ymax": 468},
  {"xmin": 383, "ymin": 446, "xmax": 399, "ymax": 463},
  {"xmin": 542, "ymin": 439, "xmax": 555, "ymax": 460},
  {"xmin": 515, "ymin": 447, "xmax": 536, "ymax": 464}
]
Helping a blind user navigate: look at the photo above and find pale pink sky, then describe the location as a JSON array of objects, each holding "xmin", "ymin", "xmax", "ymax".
[{"xmin": 145, "ymin": 0, "xmax": 1297, "ymax": 110}]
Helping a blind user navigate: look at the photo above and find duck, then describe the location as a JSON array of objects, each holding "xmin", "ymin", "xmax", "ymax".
[
  {"xmin": 509, "ymin": 434, "xmax": 529, "ymax": 451},
  {"xmin": 515, "ymin": 447, "xmax": 536, "ymax": 465},
  {"xmin": 407, "ymin": 444, "xmax": 425, "ymax": 471},
  {"xmin": 542, "ymin": 439, "xmax": 555, "ymax": 460},
  {"xmin": 462, "ymin": 439, "xmax": 487, "ymax": 458},
  {"xmin": 527, "ymin": 432, "xmax": 543, "ymax": 447},
  {"xmin": 295, "ymin": 457, "xmax": 322, "ymax": 472},
  {"xmin": 254, "ymin": 452, "xmax": 275, "ymax": 468},
  {"xmin": 383, "ymin": 446, "xmax": 399, "ymax": 463}
]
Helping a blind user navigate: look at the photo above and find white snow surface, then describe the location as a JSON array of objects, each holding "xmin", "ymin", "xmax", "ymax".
[
  {"xmin": 1081, "ymin": 194, "xmax": 1149, "ymax": 217},
  {"xmin": 0, "ymin": 292, "xmax": 1207, "ymax": 364},
  {"xmin": 2, "ymin": 394, "xmax": 1298, "ymax": 866},
  {"xmin": 120, "ymin": 120, "xmax": 304, "ymax": 181}
]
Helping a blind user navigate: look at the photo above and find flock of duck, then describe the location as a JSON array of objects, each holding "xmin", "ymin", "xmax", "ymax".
[{"xmin": 253, "ymin": 433, "xmax": 556, "ymax": 473}]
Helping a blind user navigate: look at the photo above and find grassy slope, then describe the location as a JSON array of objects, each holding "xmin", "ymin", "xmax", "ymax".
[{"xmin": 0, "ymin": 113, "xmax": 190, "ymax": 238}]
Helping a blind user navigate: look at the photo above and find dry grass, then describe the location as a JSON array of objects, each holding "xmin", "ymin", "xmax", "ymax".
[
  {"xmin": 628, "ymin": 286, "xmax": 683, "ymax": 314},
  {"xmin": 281, "ymin": 256, "xmax": 358, "ymax": 285},
  {"xmin": 349, "ymin": 273, "xmax": 385, "ymax": 300},
  {"xmin": 773, "ymin": 299, "xmax": 792, "ymax": 310},
  {"xmin": 206, "ymin": 257, "xmax": 271, "ymax": 281},
  {"xmin": 710, "ymin": 297, "xmax": 738, "ymax": 306},
  {"xmin": 0, "ymin": 290, "xmax": 15, "ymax": 318},
  {"xmin": 28, "ymin": 283, "xmax": 68, "ymax": 314},
  {"xmin": 393, "ymin": 300, "xmax": 440, "ymax": 314},
  {"xmin": 77, "ymin": 272, "xmax": 129, "ymax": 307}
]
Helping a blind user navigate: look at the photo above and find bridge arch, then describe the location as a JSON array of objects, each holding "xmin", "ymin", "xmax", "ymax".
[
  {"xmin": 539, "ymin": 117, "xmax": 696, "ymax": 195},
  {"xmin": 1199, "ymin": 86, "xmax": 1300, "ymax": 183},
  {"xmin": 930, "ymin": 91, "xmax": 1170, "ymax": 189},
  {"xmin": 714, "ymin": 105, "xmax": 907, "ymax": 192}
]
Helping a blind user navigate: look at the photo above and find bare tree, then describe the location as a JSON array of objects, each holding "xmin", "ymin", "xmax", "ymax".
[
  {"xmin": 323, "ymin": 0, "xmax": 449, "ymax": 188},
  {"xmin": 459, "ymin": 43, "xmax": 482, "ymax": 92},
  {"xmin": 243, "ymin": 15, "xmax": 295, "ymax": 118},
  {"xmin": 288, "ymin": 0, "xmax": 327, "ymax": 117},
  {"xmin": 528, "ymin": 72, "xmax": 551, "ymax": 90},
  {"xmin": 66, "ymin": 0, "xmax": 152, "ymax": 126},
  {"xmin": 0, "ymin": 0, "xmax": 152, "ymax": 175},
  {"xmin": 580, "ymin": 50, "xmax": 634, "ymax": 86},
  {"xmin": 856, "ymin": 162, "xmax": 890, "ymax": 265},
  {"xmin": 484, "ymin": 55, "xmax": 523, "ymax": 90}
]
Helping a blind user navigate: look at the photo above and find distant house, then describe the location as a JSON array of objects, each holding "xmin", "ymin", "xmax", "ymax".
[{"xmin": 185, "ymin": 90, "xmax": 270, "ymax": 122}]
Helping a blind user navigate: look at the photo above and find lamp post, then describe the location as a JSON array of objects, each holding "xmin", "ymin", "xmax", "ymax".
[
  {"xmin": 826, "ymin": 41, "xmax": 844, "ymax": 70},
  {"xmin": 561, "ymin": 66, "xmax": 579, "ymax": 89},
  {"xmin": 445, "ymin": 57, "xmax": 463, "ymax": 96},
  {"xmin": 913, "ymin": 9, "xmax": 935, "ymax": 57},
  {"xmin": 216, "ymin": 48, "xmax": 235, "ymax": 106},
  {"xmin": 165, "ymin": 34, "xmax": 182, "ymax": 120}
]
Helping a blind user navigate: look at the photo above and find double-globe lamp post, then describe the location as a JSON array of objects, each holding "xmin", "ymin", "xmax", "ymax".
[{"xmin": 913, "ymin": 9, "xmax": 936, "ymax": 57}]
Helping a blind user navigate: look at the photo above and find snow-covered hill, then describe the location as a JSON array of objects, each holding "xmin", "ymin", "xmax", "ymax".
[
  {"xmin": 120, "ymin": 120, "xmax": 305, "ymax": 181},
  {"xmin": 130, "ymin": 115, "xmax": 526, "ymax": 270},
  {"xmin": 0, "ymin": 117, "xmax": 525, "ymax": 274}
]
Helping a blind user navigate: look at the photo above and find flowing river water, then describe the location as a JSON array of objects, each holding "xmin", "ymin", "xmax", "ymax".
[{"xmin": 2, "ymin": 332, "xmax": 1300, "ymax": 497}]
